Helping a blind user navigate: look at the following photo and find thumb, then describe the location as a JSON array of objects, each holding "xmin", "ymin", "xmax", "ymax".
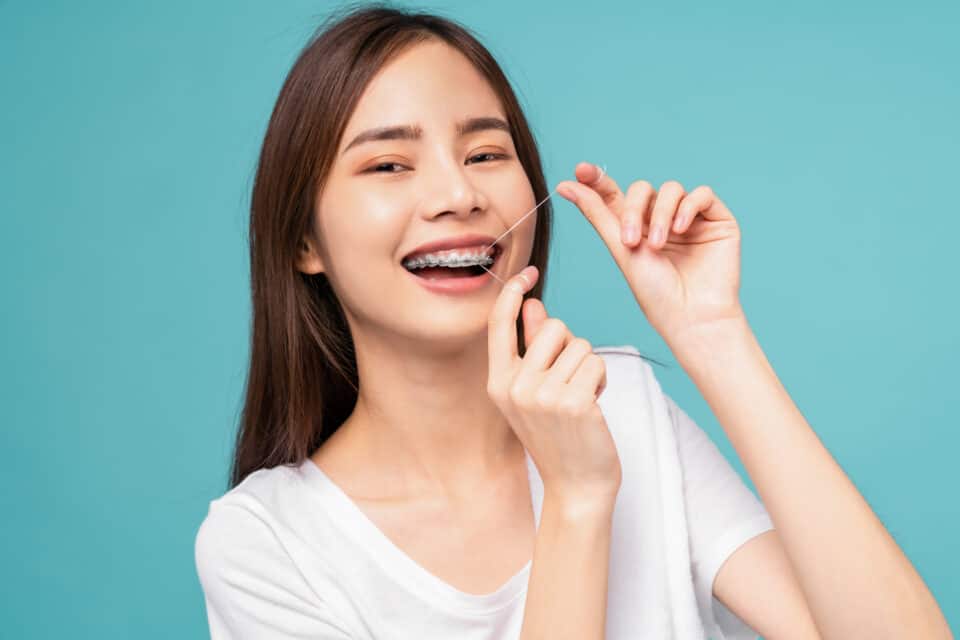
[{"xmin": 521, "ymin": 297, "xmax": 548, "ymax": 350}]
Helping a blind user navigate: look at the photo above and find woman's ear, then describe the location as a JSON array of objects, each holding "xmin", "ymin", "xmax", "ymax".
[{"xmin": 295, "ymin": 236, "xmax": 326, "ymax": 274}]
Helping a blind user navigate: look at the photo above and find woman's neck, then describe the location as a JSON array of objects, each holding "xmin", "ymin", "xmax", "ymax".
[{"xmin": 327, "ymin": 332, "xmax": 525, "ymax": 502}]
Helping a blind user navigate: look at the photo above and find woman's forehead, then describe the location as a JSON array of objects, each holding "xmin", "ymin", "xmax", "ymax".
[{"xmin": 344, "ymin": 42, "xmax": 504, "ymax": 136}]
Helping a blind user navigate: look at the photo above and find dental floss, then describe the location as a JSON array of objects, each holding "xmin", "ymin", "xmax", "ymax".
[{"xmin": 477, "ymin": 164, "xmax": 607, "ymax": 284}]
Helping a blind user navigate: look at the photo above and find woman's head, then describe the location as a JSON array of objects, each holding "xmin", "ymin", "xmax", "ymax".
[
  {"xmin": 297, "ymin": 36, "xmax": 542, "ymax": 352},
  {"xmin": 230, "ymin": 4, "xmax": 552, "ymax": 488}
]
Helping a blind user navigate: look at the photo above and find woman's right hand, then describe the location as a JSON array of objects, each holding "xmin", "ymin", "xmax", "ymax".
[{"xmin": 487, "ymin": 265, "xmax": 622, "ymax": 511}]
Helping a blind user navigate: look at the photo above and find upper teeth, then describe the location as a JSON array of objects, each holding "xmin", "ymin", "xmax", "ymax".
[{"xmin": 404, "ymin": 248, "xmax": 495, "ymax": 270}]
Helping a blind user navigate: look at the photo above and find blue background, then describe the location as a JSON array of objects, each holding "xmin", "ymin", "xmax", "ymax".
[{"xmin": 2, "ymin": 0, "xmax": 956, "ymax": 636}]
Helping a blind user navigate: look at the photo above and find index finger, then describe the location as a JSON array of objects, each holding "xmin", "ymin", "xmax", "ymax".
[
  {"xmin": 574, "ymin": 162, "xmax": 624, "ymax": 216},
  {"xmin": 487, "ymin": 265, "xmax": 538, "ymax": 375}
]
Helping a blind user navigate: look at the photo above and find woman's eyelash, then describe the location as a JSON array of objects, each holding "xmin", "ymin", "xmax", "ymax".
[
  {"xmin": 366, "ymin": 153, "xmax": 508, "ymax": 173},
  {"xmin": 467, "ymin": 152, "xmax": 508, "ymax": 164}
]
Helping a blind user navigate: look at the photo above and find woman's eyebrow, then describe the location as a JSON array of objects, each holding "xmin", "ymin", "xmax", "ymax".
[{"xmin": 341, "ymin": 116, "xmax": 509, "ymax": 156}]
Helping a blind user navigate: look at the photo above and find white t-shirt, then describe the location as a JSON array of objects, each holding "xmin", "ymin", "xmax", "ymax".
[{"xmin": 195, "ymin": 345, "xmax": 774, "ymax": 639}]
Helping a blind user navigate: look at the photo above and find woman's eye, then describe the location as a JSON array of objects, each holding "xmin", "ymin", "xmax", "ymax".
[
  {"xmin": 367, "ymin": 162, "xmax": 406, "ymax": 173},
  {"xmin": 468, "ymin": 152, "xmax": 507, "ymax": 164}
]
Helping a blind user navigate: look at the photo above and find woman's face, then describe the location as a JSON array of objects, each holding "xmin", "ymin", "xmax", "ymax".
[{"xmin": 301, "ymin": 39, "xmax": 536, "ymax": 347}]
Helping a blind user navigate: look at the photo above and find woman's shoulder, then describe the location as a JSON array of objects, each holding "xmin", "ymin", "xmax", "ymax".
[
  {"xmin": 207, "ymin": 460, "xmax": 305, "ymax": 516},
  {"xmin": 194, "ymin": 458, "xmax": 345, "ymax": 585},
  {"xmin": 194, "ymin": 469, "xmax": 354, "ymax": 638},
  {"xmin": 195, "ymin": 459, "xmax": 332, "ymax": 561},
  {"xmin": 195, "ymin": 463, "xmax": 299, "ymax": 551}
]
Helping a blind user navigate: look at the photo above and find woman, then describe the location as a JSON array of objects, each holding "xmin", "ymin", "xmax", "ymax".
[{"xmin": 194, "ymin": 5, "xmax": 952, "ymax": 639}]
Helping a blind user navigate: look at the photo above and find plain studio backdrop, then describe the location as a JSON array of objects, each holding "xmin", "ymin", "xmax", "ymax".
[{"xmin": 1, "ymin": 0, "xmax": 957, "ymax": 637}]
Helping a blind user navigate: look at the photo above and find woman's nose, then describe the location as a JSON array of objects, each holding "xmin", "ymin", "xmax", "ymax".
[{"xmin": 418, "ymin": 161, "xmax": 484, "ymax": 220}]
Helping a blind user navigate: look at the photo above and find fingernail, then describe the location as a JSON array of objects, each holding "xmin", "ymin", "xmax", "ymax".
[
  {"xmin": 623, "ymin": 224, "xmax": 639, "ymax": 244},
  {"xmin": 650, "ymin": 225, "xmax": 664, "ymax": 245},
  {"xmin": 672, "ymin": 215, "xmax": 686, "ymax": 233},
  {"xmin": 511, "ymin": 266, "xmax": 534, "ymax": 292}
]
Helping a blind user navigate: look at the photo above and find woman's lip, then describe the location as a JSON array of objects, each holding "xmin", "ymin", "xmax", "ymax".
[{"xmin": 405, "ymin": 268, "xmax": 495, "ymax": 294}]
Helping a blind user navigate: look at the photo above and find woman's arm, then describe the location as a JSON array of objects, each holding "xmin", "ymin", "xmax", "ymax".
[
  {"xmin": 670, "ymin": 314, "xmax": 953, "ymax": 640},
  {"xmin": 519, "ymin": 491, "xmax": 616, "ymax": 640}
]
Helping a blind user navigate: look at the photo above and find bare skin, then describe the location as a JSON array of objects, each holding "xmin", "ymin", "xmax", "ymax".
[{"xmin": 312, "ymin": 425, "xmax": 536, "ymax": 596}]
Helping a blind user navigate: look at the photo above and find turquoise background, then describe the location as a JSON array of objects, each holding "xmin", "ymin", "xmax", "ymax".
[{"xmin": 2, "ymin": 0, "xmax": 956, "ymax": 636}]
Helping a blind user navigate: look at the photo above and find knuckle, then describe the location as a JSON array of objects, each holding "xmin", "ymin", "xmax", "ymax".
[
  {"xmin": 533, "ymin": 387, "xmax": 557, "ymax": 410},
  {"xmin": 508, "ymin": 382, "xmax": 531, "ymax": 407},
  {"xmin": 544, "ymin": 317, "xmax": 566, "ymax": 332},
  {"xmin": 697, "ymin": 184, "xmax": 715, "ymax": 198},
  {"xmin": 659, "ymin": 179, "xmax": 684, "ymax": 193},
  {"xmin": 570, "ymin": 337, "xmax": 593, "ymax": 353},
  {"xmin": 624, "ymin": 182, "xmax": 654, "ymax": 215},
  {"xmin": 628, "ymin": 180, "xmax": 654, "ymax": 196}
]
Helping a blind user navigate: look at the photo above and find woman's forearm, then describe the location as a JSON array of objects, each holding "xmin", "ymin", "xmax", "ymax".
[
  {"xmin": 671, "ymin": 315, "xmax": 953, "ymax": 639},
  {"xmin": 519, "ymin": 492, "xmax": 615, "ymax": 640}
]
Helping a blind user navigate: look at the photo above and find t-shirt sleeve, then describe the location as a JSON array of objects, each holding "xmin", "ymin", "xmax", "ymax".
[
  {"xmin": 194, "ymin": 501, "xmax": 353, "ymax": 639},
  {"xmin": 664, "ymin": 392, "xmax": 775, "ymax": 640}
]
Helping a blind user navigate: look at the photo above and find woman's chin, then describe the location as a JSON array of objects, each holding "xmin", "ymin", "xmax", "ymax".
[{"xmin": 404, "ymin": 314, "xmax": 491, "ymax": 346}]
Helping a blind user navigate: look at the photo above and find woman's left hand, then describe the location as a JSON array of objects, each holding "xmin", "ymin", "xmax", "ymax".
[{"xmin": 556, "ymin": 162, "xmax": 747, "ymax": 347}]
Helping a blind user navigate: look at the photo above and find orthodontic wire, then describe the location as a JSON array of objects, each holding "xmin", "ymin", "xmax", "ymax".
[{"xmin": 477, "ymin": 164, "xmax": 607, "ymax": 284}]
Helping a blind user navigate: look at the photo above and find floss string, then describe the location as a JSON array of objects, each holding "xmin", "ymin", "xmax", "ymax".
[{"xmin": 477, "ymin": 164, "xmax": 606, "ymax": 284}]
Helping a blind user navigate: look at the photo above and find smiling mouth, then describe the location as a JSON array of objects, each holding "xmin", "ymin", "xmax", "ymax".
[{"xmin": 403, "ymin": 244, "xmax": 504, "ymax": 279}]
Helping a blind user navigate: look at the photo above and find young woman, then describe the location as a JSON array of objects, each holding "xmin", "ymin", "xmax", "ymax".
[{"xmin": 194, "ymin": 5, "xmax": 952, "ymax": 640}]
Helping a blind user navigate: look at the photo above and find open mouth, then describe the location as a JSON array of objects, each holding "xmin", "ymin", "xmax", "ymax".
[{"xmin": 403, "ymin": 244, "xmax": 503, "ymax": 280}]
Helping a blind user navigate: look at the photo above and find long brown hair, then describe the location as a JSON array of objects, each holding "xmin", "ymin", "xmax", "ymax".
[{"xmin": 228, "ymin": 3, "xmax": 659, "ymax": 489}]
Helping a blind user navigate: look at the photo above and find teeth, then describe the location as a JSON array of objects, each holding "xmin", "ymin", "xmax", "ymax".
[{"xmin": 403, "ymin": 248, "xmax": 496, "ymax": 270}]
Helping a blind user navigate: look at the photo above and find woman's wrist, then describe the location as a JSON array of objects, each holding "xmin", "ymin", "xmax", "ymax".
[{"xmin": 542, "ymin": 486, "xmax": 618, "ymax": 524}]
